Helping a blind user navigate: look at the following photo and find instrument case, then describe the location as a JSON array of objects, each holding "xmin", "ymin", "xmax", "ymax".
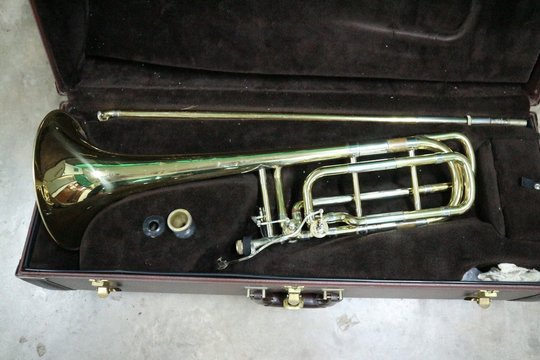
[{"xmin": 17, "ymin": 0, "xmax": 540, "ymax": 307}]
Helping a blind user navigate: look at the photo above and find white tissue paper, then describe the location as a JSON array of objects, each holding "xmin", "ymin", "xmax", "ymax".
[{"xmin": 477, "ymin": 263, "xmax": 540, "ymax": 281}]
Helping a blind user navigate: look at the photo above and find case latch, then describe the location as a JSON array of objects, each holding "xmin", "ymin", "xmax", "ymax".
[
  {"xmin": 89, "ymin": 279, "xmax": 119, "ymax": 298},
  {"xmin": 464, "ymin": 290, "xmax": 499, "ymax": 309},
  {"xmin": 283, "ymin": 286, "xmax": 304, "ymax": 309}
]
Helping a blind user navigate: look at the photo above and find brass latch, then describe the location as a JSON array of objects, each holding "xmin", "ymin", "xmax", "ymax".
[
  {"xmin": 89, "ymin": 279, "xmax": 118, "ymax": 298},
  {"xmin": 283, "ymin": 286, "xmax": 304, "ymax": 309},
  {"xmin": 464, "ymin": 290, "xmax": 498, "ymax": 309}
]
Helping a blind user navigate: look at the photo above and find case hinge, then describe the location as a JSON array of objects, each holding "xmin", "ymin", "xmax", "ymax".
[
  {"xmin": 246, "ymin": 286, "xmax": 268, "ymax": 300},
  {"xmin": 464, "ymin": 290, "xmax": 499, "ymax": 309},
  {"xmin": 322, "ymin": 288, "xmax": 344, "ymax": 301}
]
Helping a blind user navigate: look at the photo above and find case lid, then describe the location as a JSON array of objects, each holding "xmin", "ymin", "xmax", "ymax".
[{"xmin": 32, "ymin": 1, "xmax": 540, "ymax": 115}]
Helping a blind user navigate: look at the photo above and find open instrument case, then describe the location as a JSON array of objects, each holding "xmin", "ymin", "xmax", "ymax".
[{"xmin": 17, "ymin": 0, "xmax": 540, "ymax": 307}]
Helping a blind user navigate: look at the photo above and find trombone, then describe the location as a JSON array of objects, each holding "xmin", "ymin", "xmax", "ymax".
[{"xmin": 34, "ymin": 111, "xmax": 475, "ymax": 269}]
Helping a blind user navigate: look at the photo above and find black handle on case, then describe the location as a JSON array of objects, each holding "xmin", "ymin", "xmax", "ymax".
[{"xmin": 248, "ymin": 291, "xmax": 342, "ymax": 308}]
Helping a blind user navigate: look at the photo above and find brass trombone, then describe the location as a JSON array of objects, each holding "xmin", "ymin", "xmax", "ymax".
[{"xmin": 34, "ymin": 111, "xmax": 475, "ymax": 269}]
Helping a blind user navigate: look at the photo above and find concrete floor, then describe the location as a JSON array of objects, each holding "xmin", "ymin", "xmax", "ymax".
[{"xmin": 1, "ymin": 2, "xmax": 540, "ymax": 359}]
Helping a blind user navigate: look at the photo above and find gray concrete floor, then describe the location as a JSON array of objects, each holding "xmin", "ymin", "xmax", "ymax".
[{"xmin": 1, "ymin": 2, "xmax": 540, "ymax": 359}]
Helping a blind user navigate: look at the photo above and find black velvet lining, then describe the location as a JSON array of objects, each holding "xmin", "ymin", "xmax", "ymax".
[
  {"xmin": 85, "ymin": 1, "xmax": 540, "ymax": 83},
  {"xmin": 492, "ymin": 138, "xmax": 540, "ymax": 241},
  {"xmin": 31, "ymin": 0, "xmax": 87, "ymax": 91},
  {"xmin": 27, "ymin": 224, "xmax": 80, "ymax": 270},
  {"xmin": 32, "ymin": 1, "xmax": 540, "ymax": 93},
  {"xmin": 79, "ymin": 176, "xmax": 258, "ymax": 272},
  {"xmin": 475, "ymin": 141, "xmax": 505, "ymax": 235},
  {"xmin": 67, "ymin": 58, "xmax": 532, "ymax": 118}
]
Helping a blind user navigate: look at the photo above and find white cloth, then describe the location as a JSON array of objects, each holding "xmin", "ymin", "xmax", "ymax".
[{"xmin": 477, "ymin": 263, "xmax": 540, "ymax": 282}]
